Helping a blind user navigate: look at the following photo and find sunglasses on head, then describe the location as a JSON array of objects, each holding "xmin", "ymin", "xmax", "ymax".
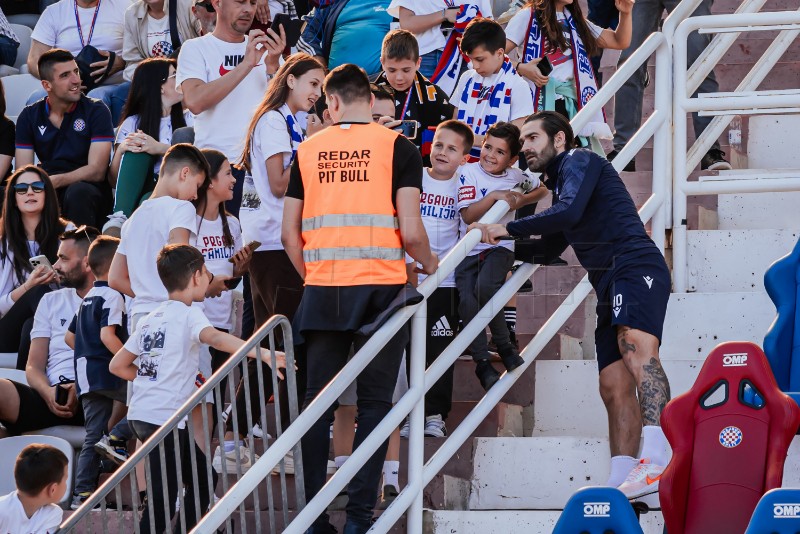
[
  {"xmin": 14, "ymin": 181, "xmax": 46, "ymax": 194},
  {"xmin": 195, "ymin": 1, "xmax": 214, "ymax": 11}
]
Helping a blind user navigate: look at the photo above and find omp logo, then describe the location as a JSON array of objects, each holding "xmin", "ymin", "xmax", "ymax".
[
  {"xmin": 583, "ymin": 502, "xmax": 611, "ymax": 518},
  {"xmin": 431, "ymin": 316, "xmax": 453, "ymax": 337},
  {"xmin": 773, "ymin": 504, "xmax": 800, "ymax": 518},
  {"xmin": 722, "ymin": 353, "xmax": 748, "ymax": 367}
]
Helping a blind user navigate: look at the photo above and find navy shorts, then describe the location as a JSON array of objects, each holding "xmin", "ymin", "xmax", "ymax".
[{"xmin": 595, "ymin": 253, "xmax": 671, "ymax": 373}]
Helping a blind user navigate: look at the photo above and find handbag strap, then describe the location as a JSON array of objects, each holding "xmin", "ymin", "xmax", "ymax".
[
  {"xmin": 168, "ymin": 0, "xmax": 180, "ymax": 50},
  {"xmin": 74, "ymin": 0, "xmax": 102, "ymax": 48}
]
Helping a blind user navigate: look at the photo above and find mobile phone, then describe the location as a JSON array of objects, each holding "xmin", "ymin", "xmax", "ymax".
[
  {"xmin": 440, "ymin": 6, "xmax": 461, "ymax": 29},
  {"xmin": 224, "ymin": 277, "xmax": 243, "ymax": 290},
  {"xmin": 228, "ymin": 240, "xmax": 262, "ymax": 263},
  {"xmin": 396, "ymin": 120, "xmax": 419, "ymax": 139},
  {"xmin": 30, "ymin": 255, "xmax": 54, "ymax": 272},
  {"xmin": 537, "ymin": 56, "xmax": 553, "ymax": 76},
  {"xmin": 55, "ymin": 378, "xmax": 75, "ymax": 405},
  {"xmin": 273, "ymin": 13, "xmax": 303, "ymax": 48}
]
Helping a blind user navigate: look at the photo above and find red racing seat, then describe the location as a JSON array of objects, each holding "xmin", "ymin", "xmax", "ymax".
[{"xmin": 659, "ymin": 341, "xmax": 800, "ymax": 534}]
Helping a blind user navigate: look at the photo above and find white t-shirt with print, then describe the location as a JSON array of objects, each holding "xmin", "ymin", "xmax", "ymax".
[
  {"xmin": 146, "ymin": 13, "xmax": 172, "ymax": 58},
  {"xmin": 0, "ymin": 491, "xmax": 63, "ymax": 534},
  {"xmin": 505, "ymin": 7, "xmax": 604, "ymax": 86},
  {"xmin": 31, "ymin": 0, "xmax": 129, "ymax": 85},
  {"xmin": 239, "ymin": 105, "xmax": 297, "ymax": 252},
  {"xmin": 125, "ymin": 300, "xmax": 212, "ymax": 428},
  {"xmin": 387, "ymin": 0, "xmax": 494, "ymax": 56},
  {"xmin": 176, "ymin": 34, "xmax": 271, "ymax": 161},
  {"xmin": 196, "ymin": 214, "xmax": 243, "ymax": 329},
  {"xmin": 117, "ymin": 196, "xmax": 197, "ymax": 316},
  {"xmin": 116, "ymin": 111, "xmax": 195, "ymax": 175},
  {"xmin": 457, "ymin": 162, "xmax": 539, "ymax": 255},
  {"xmin": 453, "ymin": 67, "xmax": 534, "ymax": 128},
  {"xmin": 30, "ymin": 288, "xmax": 82, "ymax": 385},
  {"xmin": 417, "ymin": 168, "xmax": 460, "ymax": 287}
]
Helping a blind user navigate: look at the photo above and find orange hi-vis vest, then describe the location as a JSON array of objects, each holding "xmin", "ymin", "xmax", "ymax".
[{"xmin": 298, "ymin": 122, "xmax": 408, "ymax": 287}]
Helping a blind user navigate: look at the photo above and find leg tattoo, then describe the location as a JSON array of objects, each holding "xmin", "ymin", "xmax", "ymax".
[{"xmin": 618, "ymin": 327, "xmax": 671, "ymax": 426}]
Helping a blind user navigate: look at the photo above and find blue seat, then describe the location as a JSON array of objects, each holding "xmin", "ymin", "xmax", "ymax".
[
  {"xmin": 552, "ymin": 487, "xmax": 643, "ymax": 534},
  {"xmin": 745, "ymin": 488, "xmax": 800, "ymax": 533},
  {"xmin": 764, "ymin": 237, "xmax": 800, "ymax": 407}
]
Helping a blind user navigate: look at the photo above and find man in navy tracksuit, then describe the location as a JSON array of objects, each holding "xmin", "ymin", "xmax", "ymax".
[{"xmin": 472, "ymin": 111, "xmax": 672, "ymax": 499}]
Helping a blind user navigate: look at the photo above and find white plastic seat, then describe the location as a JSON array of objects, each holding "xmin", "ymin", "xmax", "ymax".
[
  {"xmin": 3, "ymin": 73, "xmax": 42, "ymax": 119},
  {"xmin": 0, "ymin": 435, "xmax": 74, "ymax": 504},
  {"xmin": 9, "ymin": 24, "xmax": 33, "ymax": 70},
  {"xmin": 0, "ymin": 352, "xmax": 18, "ymax": 369},
  {"xmin": 0, "ymin": 368, "xmax": 26, "ymax": 383}
]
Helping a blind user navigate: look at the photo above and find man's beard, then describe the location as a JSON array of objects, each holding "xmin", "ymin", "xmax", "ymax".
[
  {"xmin": 524, "ymin": 141, "xmax": 557, "ymax": 173},
  {"xmin": 57, "ymin": 270, "xmax": 86, "ymax": 289}
]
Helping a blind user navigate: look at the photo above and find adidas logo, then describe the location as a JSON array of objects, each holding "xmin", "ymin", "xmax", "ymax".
[{"xmin": 431, "ymin": 316, "xmax": 454, "ymax": 337}]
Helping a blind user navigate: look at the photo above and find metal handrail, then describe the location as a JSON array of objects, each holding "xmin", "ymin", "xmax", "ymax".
[{"xmin": 57, "ymin": 314, "xmax": 301, "ymax": 533}]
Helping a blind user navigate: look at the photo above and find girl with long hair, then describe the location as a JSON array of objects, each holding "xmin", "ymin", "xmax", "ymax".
[
  {"xmin": 504, "ymin": 0, "xmax": 633, "ymax": 152},
  {"xmin": 104, "ymin": 57, "xmax": 192, "ymax": 235},
  {"xmin": 0, "ymin": 166, "xmax": 71, "ymax": 363},
  {"xmin": 212, "ymin": 53, "xmax": 325, "ymax": 473}
]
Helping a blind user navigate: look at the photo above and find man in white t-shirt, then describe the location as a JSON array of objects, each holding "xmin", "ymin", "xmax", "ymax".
[
  {"xmin": 0, "ymin": 227, "xmax": 97, "ymax": 435},
  {"xmin": 27, "ymin": 0, "xmax": 131, "ymax": 122},
  {"xmin": 176, "ymin": 0, "xmax": 285, "ymax": 216}
]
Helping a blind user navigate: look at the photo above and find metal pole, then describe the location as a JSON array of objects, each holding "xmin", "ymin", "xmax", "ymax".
[
  {"xmin": 407, "ymin": 305, "xmax": 427, "ymax": 534},
  {"xmin": 672, "ymin": 18, "xmax": 690, "ymax": 293}
]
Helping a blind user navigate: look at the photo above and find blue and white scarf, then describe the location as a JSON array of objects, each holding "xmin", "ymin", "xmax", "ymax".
[
  {"xmin": 431, "ymin": 3, "xmax": 483, "ymax": 97},
  {"xmin": 455, "ymin": 57, "xmax": 521, "ymax": 161},
  {"xmin": 522, "ymin": 8, "xmax": 611, "ymax": 139},
  {"xmin": 283, "ymin": 110, "xmax": 305, "ymax": 164}
]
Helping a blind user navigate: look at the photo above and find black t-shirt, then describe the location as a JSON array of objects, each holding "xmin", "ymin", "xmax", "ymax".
[
  {"xmin": 0, "ymin": 116, "xmax": 14, "ymax": 179},
  {"xmin": 286, "ymin": 124, "xmax": 423, "ymax": 205}
]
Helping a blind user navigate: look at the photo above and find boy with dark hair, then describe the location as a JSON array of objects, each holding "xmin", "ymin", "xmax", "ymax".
[
  {"xmin": 453, "ymin": 18, "xmax": 534, "ymax": 160},
  {"xmin": 0, "ymin": 443, "xmax": 68, "ymax": 533},
  {"xmin": 373, "ymin": 29, "xmax": 454, "ymax": 164},
  {"xmin": 456, "ymin": 121, "xmax": 547, "ymax": 390},
  {"xmin": 110, "ymin": 243, "xmax": 287, "ymax": 534},
  {"xmin": 65, "ymin": 235, "xmax": 128, "ymax": 510}
]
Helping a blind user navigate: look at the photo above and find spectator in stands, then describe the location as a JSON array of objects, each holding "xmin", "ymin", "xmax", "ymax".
[
  {"xmin": 586, "ymin": 0, "xmax": 618, "ymax": 85},
  {"xmin": 456, "ymin": 122, "xmax": 545, "ymax": 390},
  {"xmin": 282, "ymin": 63, "xmax": 437, "ymax": 534},
  {"xmin": 504, "ymin": 0, "xmax": 633, "ymax": 153},
  {"xmin": 15, "ymin": 49, "xmax": 114, "ymax": 229},
  {"xmin": 176, "ymin": 0, "xmax": 286, "ymax": 217},
  {"xmin": 612, "ymin": 0, "xmax": 730, "ymax": 171},
  {"xmin": 64, "ymin": 235, "xmax": 127, "ymax": 510},
  {"xmin": 0, "ymin": 80, "xmax": 15, "ymax": 181},
  {"xmin": 452, "ymin": 18, "xmax": 534, "ymax": 160},
  {"xmin": 109, "ymin": 243, "xmax": 286, "ymax": 534},
  {"xmin": 0, "ymin": 225, "xmax": 97, "ymax": 435},
  {"xmin": 0, "ymin": 10, "xmax": 20, "ymax": 68},
  {"xmin": 297, "ymin": 0, "xmax": 392, "ymax": 77},
  {"xmin": 0, "ymin": 167, "xmax": 69, "ymax": 365},
  {"xmin": 388, "ymin": 0, "xmax": 493, "ymax": 79},
  {"xmin": 103, "ymin": 57, "xmax": 192, "ymax": 235},
  {"xmin": 122, "ymin": 0, "xmax": 200, "ymax": 81},
  {"xmin": 191, "ymin": 0, "xmax": 216, "ymax": 35},
  {"xmin": 373, "ymin": 30, "xmax": 455, "ymax": 164},
  {"xmin": 473, "ymin": 111, "xmax": 672, "ymax": 499},
  {"xmin": 27, "ymin": 0, "xmax": 131, "ymax": 123},
  {"xmin": 0, "ymin": 444, "xmax": 68, "ymax": 534}
]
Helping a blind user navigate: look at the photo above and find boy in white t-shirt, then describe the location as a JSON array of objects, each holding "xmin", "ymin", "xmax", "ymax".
[
  {"xmin": 110, "ymin": 244, "xmax": 287, "ymax": 534},
  {"xmin": 0, "ymin": 444, "xmax": 68, "ymax": 534},
  {"xmin": 456, "ymin": 122, "xmax": 546, "ymax": 391}
]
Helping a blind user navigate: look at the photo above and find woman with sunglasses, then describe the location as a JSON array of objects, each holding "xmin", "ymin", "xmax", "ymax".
[
  {"xmin": 103, "ymin": 58, "xmax": 193, "ymax": 236},
  {"xmin": 0, "ymin": 166, "xmax": 73, "ymax": 365}
]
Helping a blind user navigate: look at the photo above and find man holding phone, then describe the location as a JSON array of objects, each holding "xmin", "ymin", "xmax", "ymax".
[{"xmin": 0, "ymin": 228, "xmax": 97, "ymax": 436}]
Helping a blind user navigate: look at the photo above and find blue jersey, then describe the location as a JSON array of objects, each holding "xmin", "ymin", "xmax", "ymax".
[{"xmin": 68, "ymin": 281, "xmax": 127, "ymax": 396}]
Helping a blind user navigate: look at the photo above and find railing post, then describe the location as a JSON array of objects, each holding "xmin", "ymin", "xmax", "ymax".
[
  {"xmin": 407, "ymin": 304, "xmax": 427, "ymax": 534},
  {"xmin": 652, "ymin": 37, "xmax": 671, "ymax": 253},
  {"xmin": 672, "ymin": 19, "xmax": 690, "ymax": 293}
]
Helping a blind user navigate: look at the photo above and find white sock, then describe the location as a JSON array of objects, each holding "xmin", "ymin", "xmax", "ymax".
[
  {"xmin": 607, "ymin": 456, "xmax": 638, "ymax": 487},
  {"xmin": 334, "ymin": 455, "xmax": 349, "ymax": 470},
  {"xmin": 640, "ymin": 425, "xmax": 670, "ymax": 466},
  {"xmin": 383, "ymin": 461, "xmax": 400, "ymax": 489},
  {"xmin": 223, "ymin": 440, "xmax": 242, "ymax": 453}
]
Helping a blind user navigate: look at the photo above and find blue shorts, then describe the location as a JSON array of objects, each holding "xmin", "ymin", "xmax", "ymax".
[{"xmin": 594, "ymin": 253, "xmax": 671, "ymax": 373}]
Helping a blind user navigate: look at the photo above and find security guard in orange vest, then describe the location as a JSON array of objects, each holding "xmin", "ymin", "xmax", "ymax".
[{"xmin": 282, "ymin": 64, "xmax": 438, "ymax": 534}]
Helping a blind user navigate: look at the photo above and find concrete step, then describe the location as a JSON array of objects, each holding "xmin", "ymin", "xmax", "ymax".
[
  {"xmin": 531, "ymin": 360, "xmax": 702, "ymax": 438},
  {"xmin": 424, "ymin": 509, "xmax": 665, "ymax": 534},
  {"xmin": 687, "ymin": 229, "xmax": 799, "ymax": 292},
  {"xmin": 718, "ymin": 192, "xmax": 800, "ymax": 230}
]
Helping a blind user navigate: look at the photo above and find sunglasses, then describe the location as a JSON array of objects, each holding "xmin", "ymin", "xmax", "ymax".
[
  {"xmin": 195, "ymin": 1, "xmax": 215, "ymax": 11},
  {"xmin": 14, "ymin": 181, "xmax": 46, "ymax": 194}
]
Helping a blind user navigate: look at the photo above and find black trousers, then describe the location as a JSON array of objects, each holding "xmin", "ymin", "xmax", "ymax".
[
  {"xmin": 423, "ymin": 287, "xmax": 458, "ymax": 419},
  {"xmin": 0, "ymin": 284, "xmax": 50, "ymax": 367}
]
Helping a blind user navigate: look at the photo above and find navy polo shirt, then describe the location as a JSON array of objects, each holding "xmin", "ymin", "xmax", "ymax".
[
  {"xmin": 15, "ymin": 95, "xmax": 114, "ymax": 176},
  {"xmin": 68, "ymin": 281, "xmax": 128, "ymax": 397}
]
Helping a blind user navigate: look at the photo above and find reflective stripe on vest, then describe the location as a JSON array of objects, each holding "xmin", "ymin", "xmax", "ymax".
[
  {"xmin": 301, "ymin": 213, "xmax": 399, "ymax": 232},
  {"xmin": 303, "ymin": 247, "xmax": 406, "ymax": 262}
]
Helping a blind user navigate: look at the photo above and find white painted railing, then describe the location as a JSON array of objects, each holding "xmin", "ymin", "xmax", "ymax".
[{"xmin": 671, "ymin": 9, "xmax": 800, "ymax": 292}]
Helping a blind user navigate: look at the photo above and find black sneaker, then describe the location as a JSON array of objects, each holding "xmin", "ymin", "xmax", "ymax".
[
  {"xmin": 511, "ymin": 264, "xmax": 534, "ymax": 293},
  {"xmin": 498, "ymin": 345, "xmax": 524, "ymax": 372},
  {"xmin": 475, "ymin": 360, "xmax": 501, "ymax": 391},
  {"xmin": 607, "ymin": 150, "xmax": 636, "ymax": 172},
  {"xmin": 700, "ymin": 148, "xmax": 732, "ymax": 171},
  {"xmin": 543, "ymin": 256, "xmax": 568, "ymax": 266}
]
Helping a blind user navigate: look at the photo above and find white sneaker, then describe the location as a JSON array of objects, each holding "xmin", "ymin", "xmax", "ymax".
[
  {"xmin": 252, "ymin": 424, "xmax": 272, "ymax": 440},
  {"xmin": 102, "ymin": 211, "xmax": 127, "ymax": 234},
  {"xmin": 617, "ymin": 458, "xmax": 664, "ymax": 499},
  {"xmin": 424, "ymin": 415, "xmax": 447, "ymax": 438},
  {"xmin": 270, "ymin": 451, "xmax": 336, "ymax": 476},
  {"xmin": 212, "ymin": 445, "xmax": 259, "ymax": 474},
  {"xmin": 399, "ymin": 419, "xmax": 410, "ymax": 439}
]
